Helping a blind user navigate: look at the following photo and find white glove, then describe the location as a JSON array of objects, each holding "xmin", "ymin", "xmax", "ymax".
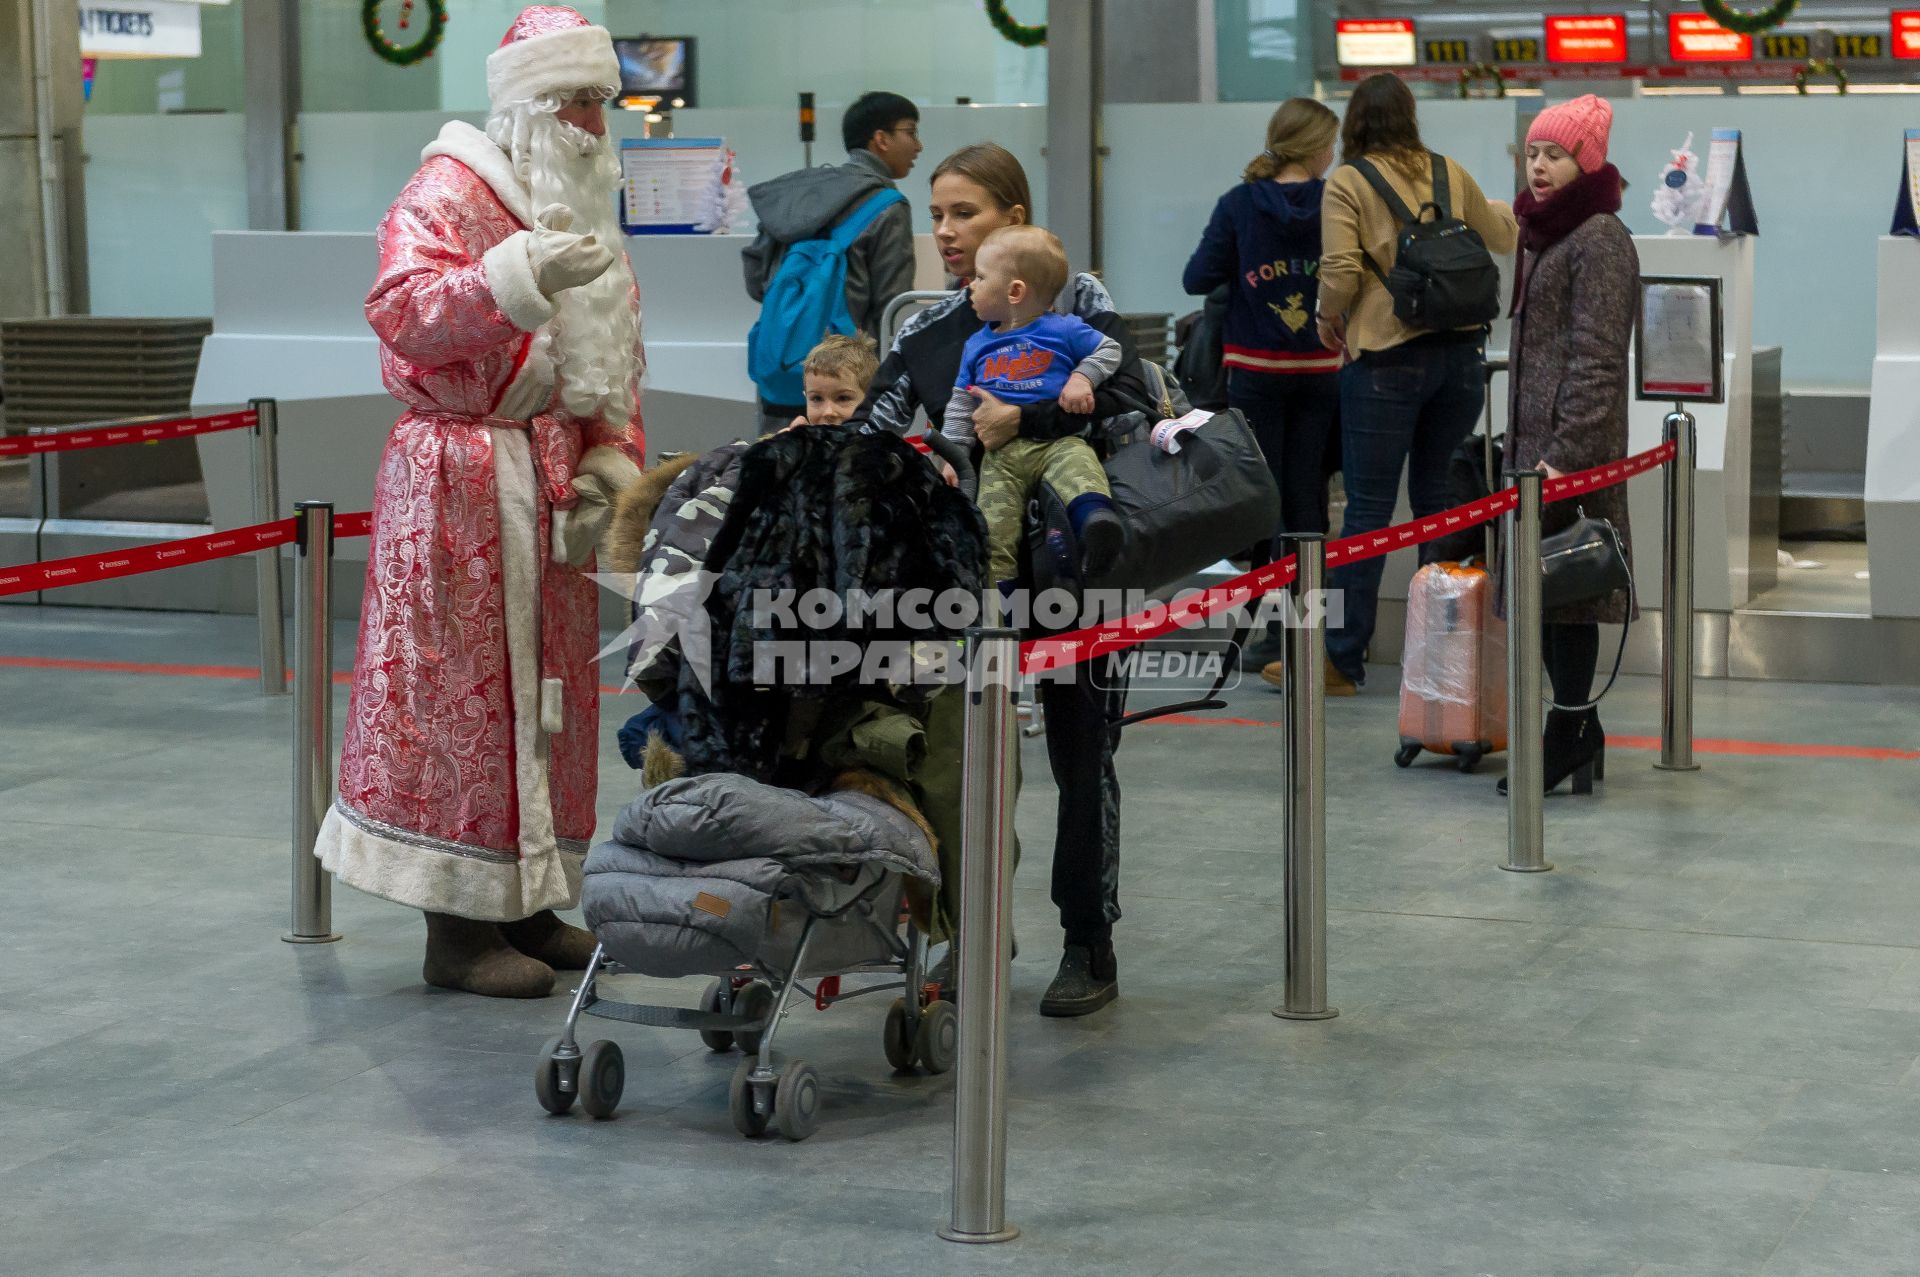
[
  {"xmin": 529, "ymin": 204, "xmax": 615, "ymax": 297},
  {"xmin": 558, "ymin": 473, "xmax": 616, "ymax": 567}
]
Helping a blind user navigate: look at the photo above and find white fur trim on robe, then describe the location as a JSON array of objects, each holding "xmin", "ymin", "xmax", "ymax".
[
  {"xmin": 422, "ymin": 121, "xmax": 534, "ymax": 226},
  {"xmin": 491, "ymin": 427, "xmax": 571, "ymax": 917}
]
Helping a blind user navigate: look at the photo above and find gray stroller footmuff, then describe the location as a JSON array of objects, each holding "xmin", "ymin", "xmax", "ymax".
[
  {"xmin": 582, "ymin": 772, "xmax": 939, "ymax": 980},
  {"xmin": 539, "ymin": 769, "xmax": 954, "ymax": 1142}
]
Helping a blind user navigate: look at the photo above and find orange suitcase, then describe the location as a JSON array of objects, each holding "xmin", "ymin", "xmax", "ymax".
[{"xmin": 1395, "ymin": 561, "xmax": 1507, "ymax": 772}]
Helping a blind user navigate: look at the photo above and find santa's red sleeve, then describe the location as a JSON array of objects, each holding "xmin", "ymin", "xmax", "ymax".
[{"xmin": 364, "ymin": 183, "xmax": 549, "ymax": 372}]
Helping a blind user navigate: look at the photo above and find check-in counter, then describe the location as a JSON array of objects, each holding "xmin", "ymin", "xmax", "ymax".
[
  {"xmin": 1623, "ymin": 234, "xmax": 1775, "ymax": 616},
  {"xmin": 1867, "ymin": 236, "xmax": 1920, "ymax": 617}
]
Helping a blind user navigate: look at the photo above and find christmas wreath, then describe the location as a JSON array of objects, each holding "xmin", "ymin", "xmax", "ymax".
[
  {"xmin": 1699, "ymin": 0, "xmax": 1798, "ymax": 36},
  {"xmin": 363, "ymin": 0, "xmax": 447, "ymax": 67},
  {"xmin": 985, "ymin": 0, "xmax": 1046, "ymax": 48},
  {"xmin": 1794, "ymin": 58, "xmax": 1848, "ymax": 95},
  {"xmin": 1457, "ymin": 63, "xmax": 1507, "ymax": 100}
]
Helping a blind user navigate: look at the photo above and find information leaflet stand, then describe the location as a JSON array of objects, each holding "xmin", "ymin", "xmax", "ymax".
[{"xmin": 1637, "ymin": 276, "xmax": 1724, "ymax": 773}]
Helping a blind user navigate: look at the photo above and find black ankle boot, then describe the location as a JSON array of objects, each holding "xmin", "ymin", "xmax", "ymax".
[
  {"xmin": 1497, "ymin": 709, "xmax": 1603, "ymax": 797},
  {"xmin": 1040, "ymin": 941, "xmax": 1118, "ymax": 1018}
]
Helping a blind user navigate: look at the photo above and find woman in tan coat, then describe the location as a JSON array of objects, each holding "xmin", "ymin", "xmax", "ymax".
[
  {"xmin": 1500, "ymin": 95, "xmax": 1639, "ymax": 796},
  {"xmin": 1311, "ymin": 74, "xmax": 1517, "ymax": 695}
]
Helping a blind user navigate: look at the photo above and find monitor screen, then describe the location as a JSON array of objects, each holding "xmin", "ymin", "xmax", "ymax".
[{"xmin": 613, "ymin": 36, "xmax": 696, "ymax": 107}]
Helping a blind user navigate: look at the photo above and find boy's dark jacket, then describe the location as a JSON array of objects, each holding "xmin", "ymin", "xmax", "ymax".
[{"xmin": 1182, "ymin": 178, "xmax": 1340, "ymax": 375}]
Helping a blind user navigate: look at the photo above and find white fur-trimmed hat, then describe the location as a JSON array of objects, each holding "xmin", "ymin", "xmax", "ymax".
[{"xmin": 486, "ymin": 6, "xmax": 619, "ymax": 110}]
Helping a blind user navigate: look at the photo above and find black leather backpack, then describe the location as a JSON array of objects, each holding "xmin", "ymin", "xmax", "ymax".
[{"xmin": 1351, "ymin": 154, "xmax": 1501, "ymax": 332}]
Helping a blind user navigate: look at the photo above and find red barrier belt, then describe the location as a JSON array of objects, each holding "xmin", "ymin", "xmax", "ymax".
[
  {"xmin": 333, "ymin": 511, "xmax": 373, "ymax": 540},
  {"xmin": 0, "ymin": 410, "xmax": 259, "ymax": 458},
  {"xmin": 1021, "ymin": 438, "xmax": 1676, "ymax": 673},
  {"xmin": 0, "ymin": 509, "xmax": 375, "ymax": 598},
  {"xmin": 0, "ymin": 519, "xmax": 296, "ymax": 597}
]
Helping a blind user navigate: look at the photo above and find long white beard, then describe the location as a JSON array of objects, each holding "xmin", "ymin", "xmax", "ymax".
[{"xmin": 489, "ymin": 106, "xmax": 643, "ymax": 424}]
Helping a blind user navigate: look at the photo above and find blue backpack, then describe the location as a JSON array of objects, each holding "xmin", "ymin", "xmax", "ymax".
[{"xmin": 746, "ymin": 187, "xmax": 905, "ymax": 406}]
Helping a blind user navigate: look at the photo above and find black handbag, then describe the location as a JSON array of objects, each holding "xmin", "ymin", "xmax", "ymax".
[{"xmin": 1539, "ymin": 510, "xmax": 1631, "ymax": 612}]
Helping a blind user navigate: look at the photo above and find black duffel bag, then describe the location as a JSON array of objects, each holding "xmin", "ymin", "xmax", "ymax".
[
  {"xmin": 1010, "ymin": 361, "xmax": 1276, "ymax": 599},
  {"xmin": 923, "ymin": 360, "xmax": 1280, "ymax": 601},
  {"xmin": 1078, "ymin": 362, "xmax": 1279, "ymax": 596}
]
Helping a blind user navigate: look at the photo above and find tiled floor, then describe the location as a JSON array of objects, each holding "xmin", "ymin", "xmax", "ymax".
[{"xmin": 3, "ymin": 604, "xmax": 1919, "ymax": 1276}]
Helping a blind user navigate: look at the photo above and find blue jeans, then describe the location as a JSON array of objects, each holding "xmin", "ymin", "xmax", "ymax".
[{"xmin": 1325, "ymin": 339, "xmax": 1485, "ymax": 684}]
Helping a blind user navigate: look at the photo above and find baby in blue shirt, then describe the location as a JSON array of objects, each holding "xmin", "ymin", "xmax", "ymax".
[{"xmin": 943, "ymin": 225, "xmax": 1125, "ymax": 593}]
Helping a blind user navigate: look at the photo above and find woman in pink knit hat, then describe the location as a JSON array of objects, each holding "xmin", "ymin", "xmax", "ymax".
[{"xmin": 1501, "ymin": 94, "xmax": 1639, "ymax": 798}]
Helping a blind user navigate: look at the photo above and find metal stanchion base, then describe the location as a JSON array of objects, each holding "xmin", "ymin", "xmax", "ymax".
[
  {"xmin": 1652, "ymin": 761, "xmax": 1702, "ymax": 773},
  {"xmin": 938, "ymin": 1225, "xmax": 1021, "ymax": 1245},
  {"xmin": 1272, "ymin": 1006, "xmax": 1340, "ymax": 1021},
  {"xmin": 281, "ymin": 932, "xmax": 342, "ymax": 944},
  {"xmin": 1500, "ymin": 861, "xmax": 1554, "ymax": 874}
]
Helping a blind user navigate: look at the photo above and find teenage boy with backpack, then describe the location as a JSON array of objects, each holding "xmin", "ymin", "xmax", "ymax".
[{"xmin": 742, "ymin": 91, "xmax": 923, "ymax": 428}]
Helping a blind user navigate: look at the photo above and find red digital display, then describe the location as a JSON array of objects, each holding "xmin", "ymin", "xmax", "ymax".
[
  {"xmin": 1336, "ymin": 18, "xmax": 1417, "ymax": 67},
  {"xmin": 1895, "ymin": 11, "xmax": 1920, "ymax": 60},
  {"xmin": 1546, "ymin": 14, "xmax": 1628, "ymax": 63},
  {"xmin": 1669, "ymin": 13, "xmax": 1753, "ymax": 62}
]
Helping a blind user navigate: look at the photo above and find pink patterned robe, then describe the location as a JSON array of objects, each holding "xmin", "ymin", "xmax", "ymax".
[{"xmin": 314, "ymin": 121, "xmax": 644, "ymax": 921}]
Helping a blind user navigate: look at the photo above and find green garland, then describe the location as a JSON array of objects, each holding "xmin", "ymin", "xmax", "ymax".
[
  {"xmin": 1457, "ymin": 63, "xmax": 1506, "ymax": 100},
  {"xmin": 363, "ymin": 0, "xmax": 447, "ymax": 67},
  {"xmin": 1795, "ymin": 58, "xmax": 1848, "ymax": 95},
  {"xmin": 1699, "ymin": 0, "xmax": 1798, "ymax": 36},
  {"xmin": 984, "ymin": 0, "xmax": 1046, "ymax": 48}
]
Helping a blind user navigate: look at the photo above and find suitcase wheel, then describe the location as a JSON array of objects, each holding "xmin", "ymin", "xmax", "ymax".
[
  {"xmin": 1394, "ymin": 742, "xmax": 1420, "ymax": 769},
  {"xmin": 1453, "ymin": 744, "xmax": 1485, "ymax": 773}
]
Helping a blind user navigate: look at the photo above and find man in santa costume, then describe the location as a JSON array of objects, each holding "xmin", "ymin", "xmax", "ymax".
[{"xmin": 313, "ymin": 5, "xmax": 644, "ymax": 998}]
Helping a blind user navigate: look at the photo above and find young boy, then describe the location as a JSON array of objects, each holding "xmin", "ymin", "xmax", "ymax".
[
  {"xmin": 795, "ymin": 333, "xmax": 879, "ymax": 428},
  {"xmin": 944, "ymin": 225, "xmax": 1125, "ymax": 592}
]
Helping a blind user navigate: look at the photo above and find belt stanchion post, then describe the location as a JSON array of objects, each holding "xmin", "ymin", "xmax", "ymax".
[
  {"xmin": 1658, "ymin": 408, "xmax": 1701, "ymax": 773},
  {"xmin": 250, "ymin": 399, "xmax": 286, "ymax": 696},
  {"xmin": 1503, "ymin": 470, "xmax": 1550, "ymax": 873},
  {"xmin": 287, "ymin": 501, "xmax": 341, "ymax": 944},
  {"xmin": 939, "ymin": 627, "xmax": 1021, "ymax": 1246},
  {"xmin": 1274, "ymin": 534, "xmax": 1336, "ymax": 1021}
]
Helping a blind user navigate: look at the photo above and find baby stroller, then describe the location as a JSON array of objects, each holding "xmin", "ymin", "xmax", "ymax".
[{"xmin": 533, "ymin": 758, "xmax": 955, "ymax": 1142}]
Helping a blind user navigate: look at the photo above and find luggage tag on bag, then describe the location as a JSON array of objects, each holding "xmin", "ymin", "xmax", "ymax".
[
  {"xmin": 541, "ymin": 677, "xmax": 565, "ymax": 735},
  {"xmin": 1149, "ymin": 408, "xmax": 1212, "ymax": 454}
]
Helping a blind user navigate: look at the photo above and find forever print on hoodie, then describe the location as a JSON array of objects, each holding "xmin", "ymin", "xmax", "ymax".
[{"xmin": 1183, "ymin": 178, "xmax": 1341, "ymax": 375}]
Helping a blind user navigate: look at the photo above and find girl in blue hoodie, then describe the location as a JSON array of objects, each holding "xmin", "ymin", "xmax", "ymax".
[{"xmin": 1184, "ymin": 97, "xmax": 1343, "ymax": 672}]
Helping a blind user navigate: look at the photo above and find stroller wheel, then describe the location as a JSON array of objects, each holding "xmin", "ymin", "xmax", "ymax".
[
  {"xmin": 732, "ymin": 981, "xmax": 776, "ymax": 1057},
  {"xmin": 533, "ymin": 1037, "xmax": 575, "ymax": 1116},
  {"xmin": 882, "ymin": 998, "xmax": 916, "ymax": 1073},
  {"xmin": 914, "ymin": 1000, "xmax": 958, "ymax": 1076},
  {"xmin": 729, "ymin": 1059, "xmax": 770, "ymax": 1138},
  {"xmin": 698, "ymin": 979, "xmax": 736, "ymax": 1053},
  {"xmin": 773, "ymin": 1060, "xmax": 822, "ymax": 1142},
  {"xmin": 579, "ymin": 1040, "xmax": 624, "ymax": 1120}
]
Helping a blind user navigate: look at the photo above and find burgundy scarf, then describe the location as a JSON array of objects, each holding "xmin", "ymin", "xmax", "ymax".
[{"xmin": 1510, "ymin": 163, "xmax": 1623, "ymax": 315}]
